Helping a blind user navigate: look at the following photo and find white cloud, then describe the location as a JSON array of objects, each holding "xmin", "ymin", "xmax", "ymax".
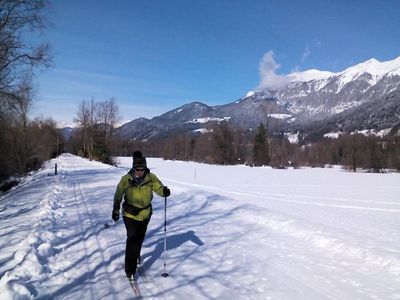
[
  {"xmin": 301, "ymin": 46, "xmax": 311, "ymax": 63},
  {"xmin": 301, "ymin": 41, "xmax": 321, "ymax": 64},
  {"xmin": 257, "ymin": 50, "xmax": 290, "ymax": 91}
]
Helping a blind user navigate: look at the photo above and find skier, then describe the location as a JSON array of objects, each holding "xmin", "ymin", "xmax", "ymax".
[{"xmin": 112, "ymin": 151, "xmax": 170, "ymax": 279}]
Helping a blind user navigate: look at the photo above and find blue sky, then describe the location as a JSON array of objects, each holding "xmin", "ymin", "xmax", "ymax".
[{"xmin": 34, "ymin": 0, "xmax": 400, "ymax": 126}]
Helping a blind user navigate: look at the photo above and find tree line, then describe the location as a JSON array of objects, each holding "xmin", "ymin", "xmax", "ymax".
[
  {"xmin": 0, "ymin": 0, "xmax": 59, "ymax": 189},
  {"xmin": 0, "ymin": 1, "xmax": 122, "ymax": 188},
  {"xmin": 112, "ymin": 121, "xmax": 400, "ymax": 173}
]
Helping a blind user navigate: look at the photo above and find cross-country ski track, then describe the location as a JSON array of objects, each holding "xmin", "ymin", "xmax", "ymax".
[{"xmin": 1, "ymin": 154, "xmax": 399, "ymax": 299}]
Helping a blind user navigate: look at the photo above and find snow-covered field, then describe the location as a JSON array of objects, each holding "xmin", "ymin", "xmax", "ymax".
[{"xmin": 1, "ymin": 153, "xmax": 399, "ymax": 299}]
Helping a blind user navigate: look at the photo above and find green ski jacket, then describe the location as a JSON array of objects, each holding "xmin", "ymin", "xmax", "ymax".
[{"xmin": 113, "ymin": 171, "xmax": 165, "ymax": 221}]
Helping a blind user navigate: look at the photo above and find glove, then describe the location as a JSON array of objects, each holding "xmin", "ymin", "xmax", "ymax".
[
  {"xmin": 163, "ymin": 186, "xmax": 171, "ymax": 197},
  {"xmin": 112, "ymin": 211, "xmax": 120, "ymax": 222}
]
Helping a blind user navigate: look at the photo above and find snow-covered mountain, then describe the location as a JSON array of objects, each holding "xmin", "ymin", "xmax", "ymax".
[
  {"xmin": 274, "ymin": 56, "xmax": 400, "ymax": 122},
  {"xmin": 117, "ymin": 56, "xmax": 400, "ymax": 141}
]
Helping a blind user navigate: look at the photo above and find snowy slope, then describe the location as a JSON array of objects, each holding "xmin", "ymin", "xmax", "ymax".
[
  {"xmin": 274, "ymin": 55, "xmax": 400, "ymax": 124},
  {"xmin": 288, "ymin": 69, "xmax": 335, "ymax": 82},
  {"xmin": 336, "ymin": 57, "xmax": 400, "ymax": 85},
  {"xmin": 288, "ymin": 56, "xmax": 400, "ymax": 84},
  {"xmin": 1, "ymin": 154, "xmax": 400, "ymax": 299}
]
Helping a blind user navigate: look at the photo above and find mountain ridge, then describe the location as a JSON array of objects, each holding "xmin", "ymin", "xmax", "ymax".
[{"xmin": 116, "ymin": 56, "xmax": 400, "ymax": 142}]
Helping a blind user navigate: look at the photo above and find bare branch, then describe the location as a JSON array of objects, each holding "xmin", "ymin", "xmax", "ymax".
[{"xmin": 0, "ymin": 0, "xmax": 51, "ymax": 95}]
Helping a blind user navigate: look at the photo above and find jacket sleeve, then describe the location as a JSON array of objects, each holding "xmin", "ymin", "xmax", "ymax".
[
  {"xmin": 113, "ymin": 176, "xmax": 128, "ymax": 212},
  {"xmin": 150, "ymin": 173, "xmax": 165, "ymax": 197}
]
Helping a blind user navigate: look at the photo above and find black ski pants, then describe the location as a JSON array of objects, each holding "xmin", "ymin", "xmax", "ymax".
[{"xmin": 123, "ymin": 216, "xmax": 150, "ymax": 275}]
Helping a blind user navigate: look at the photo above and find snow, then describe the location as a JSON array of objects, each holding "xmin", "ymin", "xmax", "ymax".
[
  {"xmin": 287, "ymin": 56, "xmax": 400, "ymax": 93},
  {"xmin": 334, "ymin": 56, "xmax": 400, "ymax": 91},
  {"xmin": 324, "ymin": 129, "xmax": 392, "ymax": 139},
  {"xmin": 351, "ymin": 129, "xmax": 393, "ymax": 137},
  {"xmin": 245, "ymin": 91, "xmax": 256, "ymax": 98},
  {"xmin": 187, "ymin": 117, "xmax": 230, "ymax": 124},
  {"xmin": 284, "ymin": 132, "xmax": 300, "ymax": 144},
  {"xmin": 339, "ymin": 56, "xmax": 400, "ymax": 80},
  {"xmin": 1, "ymin": 154, "xmax": 400, "ymax": 299},
  {"xmin": 268, "ymin": 113, "xmax": 292, "ymax": 120},
  {"xmin": 193, "ymin": 128, "xmax": 213, "ymax": 134},
  {"xmin": 376, "ymin": 128, "xmax": 392, "ymax": 137},
  {"xmin": 331, "ymin": 100, "xmax": 362, "ymax": 114},
  {"xmin": 324, "ymin": 132, "xmax": 341, "ymax": 139},
  {"xmin": 289, "ymin": 69, "xmax": 335, "ymax": 83}
]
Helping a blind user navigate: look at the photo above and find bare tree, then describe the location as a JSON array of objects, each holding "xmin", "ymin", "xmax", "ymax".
[
  {"xmin": 0, "ymin": 0, "xmax": 51, "ymax": 96},
  {"xmin": 74, "ymin": 98, "xmax": 100, "ymax": 159},
  {"xmin": 74, "ymin": 98, "xmax": 120, "ymax": 164},
  {"xmin": 98, "ymin": 97, "xmax": 120, "ymax": 144},
  {"xmin": 13, "ymin": 76, "xmax": 35, "ymax": 173},
  {"xmin": 0, "ymin": 0, "xmax": 51, "ymax": 183},
  {"xmin": 75, "ymin": 100, "xmax": 87, "ymax": 157},
  {"xmin": 0, "ymin": 75, "xmax": 58, "ymax": 180}
]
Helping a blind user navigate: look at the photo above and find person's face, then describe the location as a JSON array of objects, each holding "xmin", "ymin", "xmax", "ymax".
[{"xmin": 134, "ymin": 168, "xmax": 145, "ymax": 176}]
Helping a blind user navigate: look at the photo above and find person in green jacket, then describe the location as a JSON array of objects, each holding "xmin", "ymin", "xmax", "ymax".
[{"xmin": 112, "ymin": 151, "xmax": 170, "ymax": 279}]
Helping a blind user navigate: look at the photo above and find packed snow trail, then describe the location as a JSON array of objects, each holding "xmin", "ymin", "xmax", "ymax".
[
  {"xmin": 0, "ymin": 154, "xmax": 133, "ymax": 299},
  {"xmin": 0, "ymin": 154, "xmax": 399, "ymax": 299}
]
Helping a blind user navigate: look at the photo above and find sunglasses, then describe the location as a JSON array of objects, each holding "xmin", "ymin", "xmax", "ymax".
[{"xmin": 135, "ymin": 168, "xmax": 145, "ymax": 172}]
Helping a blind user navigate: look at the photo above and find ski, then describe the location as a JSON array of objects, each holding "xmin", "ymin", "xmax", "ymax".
[
  {"xmin": 122, "ymin": 265, "xmax": 144, "ymax": 298},
  {"xmin": 128, "ymin": 276, "xmax": 142, "ymax": 299}
]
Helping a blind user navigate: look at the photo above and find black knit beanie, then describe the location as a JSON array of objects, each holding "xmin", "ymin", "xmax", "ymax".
[
  {"xmin": 132, "ymin": 151, "xmax": 143, "ymax": 168},
  {"xmin": 133, "ymin": 156, "xmax": 147, "ymax": 169}
]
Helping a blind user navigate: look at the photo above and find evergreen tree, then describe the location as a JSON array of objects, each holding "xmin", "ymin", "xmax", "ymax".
[{"xmin": 253, "ymin": 122, "xmax": 269, "ymax": 166}]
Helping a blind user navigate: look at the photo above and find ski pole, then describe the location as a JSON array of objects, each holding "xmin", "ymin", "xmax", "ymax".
[{"xmin": 161, "ymin": 196, "xmax": 169, "ymax": 277}]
